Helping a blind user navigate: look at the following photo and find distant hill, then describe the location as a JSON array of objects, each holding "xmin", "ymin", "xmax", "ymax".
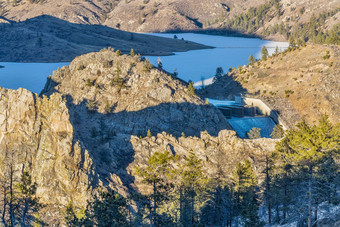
[
  {"xmin": 200, "ymin": 44, "xmax": 340, "ymax": 127},
  {"xmin": 0, "ymin": 15, "xmax": 209, "ymax": 62},
  {"xmin": 1, "ymin": 0, "xmax": 339, "ymax": 42}
]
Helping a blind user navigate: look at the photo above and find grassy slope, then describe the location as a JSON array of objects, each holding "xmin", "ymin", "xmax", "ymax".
[{"xmin": 200, "ymin": 44, "xmax": 340, "ymax": 127}]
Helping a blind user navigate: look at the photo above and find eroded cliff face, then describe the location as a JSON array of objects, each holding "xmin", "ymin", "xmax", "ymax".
[
  {"xmin": 0, "ymin": 88, "xmax": 96, "ymax": 222},
  {"xmin": 0, "ymin": 50, "xmax": 277, "ymax": 224}
]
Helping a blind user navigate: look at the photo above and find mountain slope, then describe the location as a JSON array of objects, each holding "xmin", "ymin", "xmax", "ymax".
[
  {"xmin": 0, "ymin": 15, "xmax": 209, "ymax": 62},
  {"xmin": 200, "ymin": 44, "xmax": 340, "ymax": 127},
  {"xmin": 1, "ymin": 0, "xmax": 338, "ymax": 41}
]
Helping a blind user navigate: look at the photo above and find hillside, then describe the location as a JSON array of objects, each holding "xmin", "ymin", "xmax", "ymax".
[
  {"xmin": 0, "ymin": 49, "xmax": 280, "ymax": 224},
  {"xmin": 0, "ymin": 15, "xmax": 209, "ymax": 62},
  {"xmin": 199, "ymin": 44, "xmax": 340, "ymax": 128},
  {"xmin": 1, "ymin": 0, "xmax": 338, "ymax": 42}
]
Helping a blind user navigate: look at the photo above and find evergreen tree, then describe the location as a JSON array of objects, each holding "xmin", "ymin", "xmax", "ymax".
[
  {"xmin": 130, "ymin": 48, "xmax": 135, "ymax": 56},
  {"xmin": 17, "ymin": 171, "xmax": 39, "ymax": 226},
  {"xmin": 215, "ymin": 67, "xmax": 224, "ymax": 78},
  {"xmin": 273, "ymin": 115, "xmax": 340, "ymax": 227},
  {"xmin": 177, "ymin": 152, "xmax": 207, "ymax": 227},
  {"xmin": 135, "ymin": 150, "xmax": 176, "ymax": 226},
  {"xmin": 231, "ymin": 160, "xmax": 261, "ymax": 226},
  {"xmin": 115, "ymin": 50, "xmax": 122, "ymax": 56},
  {"xmin": 261, "ymin": 46, "xmax": 269, "ymax": 60},
  {"xmin": 271, "ymin": 124, "xmax": 284, "ymax": 139},
  {"xmin": 84, "ymin": 189, "xmax": 129, "ymax": 227},
  {"xmin": 274, "ymin": 46, "xmax": 279, "ymax": 55},
  {"xmin": 147, "ymin": 129, "xmax": 152, "ymax": 138},
  {"xmin": 187, "ymin": 81, "xmax": 196, "ymax": 96},
  {"xmin": 64, "ymin": 202, "xmax": 82, "ymax": 227},
  {"xmin": 248, "ymin": 54, "xmax": 256, "ymax": 65}
]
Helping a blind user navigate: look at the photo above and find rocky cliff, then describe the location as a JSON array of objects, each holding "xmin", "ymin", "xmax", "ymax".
[{"xmin": 0, "ymin": 49, "xmax": 279, "ymax": 224}]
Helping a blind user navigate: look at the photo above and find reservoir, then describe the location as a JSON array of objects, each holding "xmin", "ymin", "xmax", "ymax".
[{"xmin": 0, "ymin": 33, "xmax": 288, "ymax": 94}]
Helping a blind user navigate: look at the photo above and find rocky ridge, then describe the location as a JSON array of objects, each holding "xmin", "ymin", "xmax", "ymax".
[{"xmin": 0, "ymin": 49, "xmax": 280, "ymax": 224}]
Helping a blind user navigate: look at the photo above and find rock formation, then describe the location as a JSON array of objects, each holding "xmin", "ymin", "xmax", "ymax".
[{"xmin": 0, "ymin": 49, "xmax": 280, "ymax": 224}]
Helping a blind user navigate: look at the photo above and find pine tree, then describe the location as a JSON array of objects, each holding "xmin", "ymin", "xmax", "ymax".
[
  {"xmin": 271, "ymin": 124, "xmax": 284, "ymax": 139},
  {"xmin": 84, "ymin": 188, "xmax": 129, "ymax": 227},
  {"xmin": 130, "ymin": 48, "xmax": 135, "ymax": 56},
  {"xmin": 274, "ymin": 46, "xmax": 279, "ymax": 56},
  {"xmin": 177, "ymin": 152, "xmax": 207, "ymax": 227},
  {"xmin": 135, "ymin": 150, "xmax": 176, "ymax": 226},
  {"xmin": 115, "ymin": 50, "xmax": 122, "ymax": 56},
  {"xmin": 273, "ymin": 115, "xmax": 340, "ymax": 227},
  {"xmin": 261, "ymin": 46, "xmax": 269, "ymax": 60},
  {"xmin": 248, "ymin": 54, "xmax": 256, "ymax": 65},
  {"xmin": 187, "ymin": 81, "xmax": 196, "ymax": 96},
  {"xmin": 147, "ymin": 129, "xmax": 152, "ymax": 138},
  {"xmin": 215, "ymin": 67, "xmax": 224, "ymax": 78},
  {"xmin": 17, "ymin": 171, "xmax": 39, "ymax": 226},
  {"xmin": 231, "ymin": 160, "xmax": 261, "ymax": 226}
]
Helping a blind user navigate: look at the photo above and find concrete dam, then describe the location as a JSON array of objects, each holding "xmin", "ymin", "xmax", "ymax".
[{"xmin": 209, "ymin": 97, "xmax": 285, "ymax": 139}]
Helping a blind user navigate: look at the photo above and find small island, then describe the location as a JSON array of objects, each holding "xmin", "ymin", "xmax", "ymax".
[{"xmin": 0, "ymin": 65, "xmax": 4, "ymax": 68}]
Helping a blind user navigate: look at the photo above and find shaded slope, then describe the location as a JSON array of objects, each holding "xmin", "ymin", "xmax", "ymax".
[{"xmin": 0, "ymin": 15, "xmax": 210, "ymax": 62}]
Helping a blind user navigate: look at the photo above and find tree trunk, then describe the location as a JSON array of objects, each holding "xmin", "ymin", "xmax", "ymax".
[
  {"xmin": 9, "ymin": 164, "xmax": 15, "ymax": 227},
  {"xmin": 191, "ymin": 192, "xmax": 194, "ymax": 227},
  {"xmin": 153, "ymin": 180, "xmax": 156, "ymax": 227},
  {"xmin": 308, "ymin": 166, "xmax": 313, "ymax": 227},
  {"xmin": 265, "ymin": 155, "xmax": 271, "ymax": 224},
  {"xmin": 283, "ymin": 170, "xmax": 288, "ymax": 220},
  {"xmin": 314, "ymin": 199, "xmax": 318, "ymax": 227},
  {"xmin": 2, "ymin": 186, "xmax": 7, "ymax": 225}
]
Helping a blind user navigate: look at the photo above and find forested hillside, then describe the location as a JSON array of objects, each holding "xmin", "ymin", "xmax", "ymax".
[{"xmin": 0, "ymin": 0, "xmax": 339, "ymax": 43}]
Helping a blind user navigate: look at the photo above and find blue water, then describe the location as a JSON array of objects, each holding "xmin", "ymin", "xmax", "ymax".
[
  {"xmin": 228, "ymin": 116, "xmax": 276, "ymax": 138},
  {"xmin": 146, "ymin": 33, "xmax": 288, "ymax": 84},
  {"xmin": 0, "ymin": 33, "xmax": 288, "ymax": 93},
  {"xmin": 0, "ymin": 62, "xmax": 68, "ymax": 93}
]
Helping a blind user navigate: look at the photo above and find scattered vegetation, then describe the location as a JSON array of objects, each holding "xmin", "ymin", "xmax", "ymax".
[
  {"xmin": 323, "ymin": 50, "xmax": 331, "ymax": 60},
  {"xmin": 103, "ymin": 60, "xmax": 113, "ymax": 68},
  {"xmin": 63, "ymin": 116, "xmax": 339, "ymax": 227},
  {"xmin": 86, "ymin": 100, "xmax": 97, "ymax": 112},
  {"xmin": 261, "ymin": 46, "xmax": 269, "ymax": 60},
  {"xmin": 187, "ymin": 81, "xmax": 196, "ymax": 96},
  {"xmin": 147, "ymin": 129, "xmax": 152, "ymax": 138},
  {"xmin": 142, "ymin": 59, "xmax": 153, "ymax": 73}
]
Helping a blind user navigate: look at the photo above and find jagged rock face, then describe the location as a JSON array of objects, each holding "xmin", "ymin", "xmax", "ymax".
[
  {"xmin": 129, "ymin": 130, "xmax": 276, "ymax": 192},
  {"xmin": 0, "ymin": 50, "xmax": 277, "ymax": 224},
  {"xmin": 41, "ymin": 49, "xmax": 233, "ymax": 194},
  {"xmin": 0, "ymin": 88, "xmax": 95, "ymax": 222}
]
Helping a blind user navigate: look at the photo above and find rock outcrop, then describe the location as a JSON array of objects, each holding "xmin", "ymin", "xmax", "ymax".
[{"xmin": 0, "ymin": 50, "xmax": 278, "ymax": 224}]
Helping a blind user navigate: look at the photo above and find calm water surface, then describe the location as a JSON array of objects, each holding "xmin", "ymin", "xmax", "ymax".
[
  {"xmin": 0, "ymin": 33, "xmax": 288, "ymax": 93},
  {"xmin": 0, "ymin": 62, "xmax": 67, "ymax": 93},
  {"xmin": 147, "ymin": 33, "xmax": 288, "ymax": 85}
]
